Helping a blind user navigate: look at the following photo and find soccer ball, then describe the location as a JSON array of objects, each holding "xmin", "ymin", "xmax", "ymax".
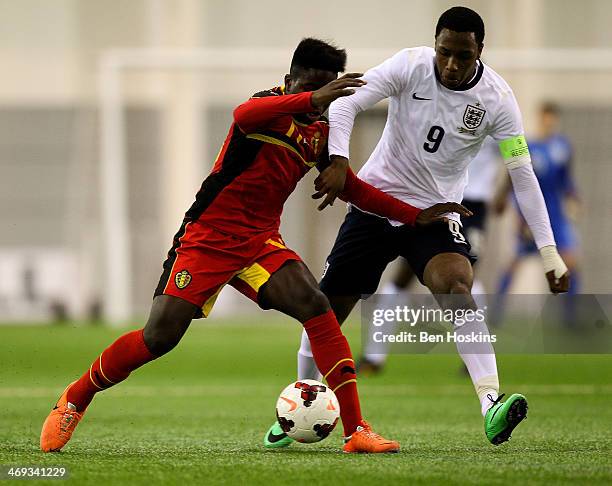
[{"xmin": 275, "ymin": 379, "xmax": 340, "ymax": 443}]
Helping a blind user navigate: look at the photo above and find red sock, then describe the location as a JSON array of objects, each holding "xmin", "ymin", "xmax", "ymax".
[
  {"xmin": 66, "ymin": 329, "xmax": 156, "ymax": 411},
  {"xmin": 303, "ymin": 310, "xmax": 362, "ymax": 436}
]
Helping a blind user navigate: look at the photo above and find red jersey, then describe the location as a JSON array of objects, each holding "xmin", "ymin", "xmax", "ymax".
[
  {"xmin": 156, "ymin": 86, "xmax": 422, "ymax": 315},
  {"xmin": 185, "ymin": 87, "xmax": 325, "ymax": 240}
]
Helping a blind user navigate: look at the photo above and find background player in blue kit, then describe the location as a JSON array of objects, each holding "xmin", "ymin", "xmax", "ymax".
[{"xmin": 495, "ymin": 102, "xmax": 581, "ymax": 295}]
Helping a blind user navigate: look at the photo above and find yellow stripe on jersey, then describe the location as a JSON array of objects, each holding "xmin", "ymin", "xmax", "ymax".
[
  {"xmin": 246, "ymin": 133, "xmax": 317, "ymax": 168},
  {"xmin": 265, "ymin": 239, "xmax": 286, "ymax": 249},
  {"xmin": 285, "ymin": 122, "xmax": 296, "ymax": 138}
]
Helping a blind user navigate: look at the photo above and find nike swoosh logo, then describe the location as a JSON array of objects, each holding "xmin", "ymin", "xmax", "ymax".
[
  {"xmin": 412, "ymin": 93, "xmax": 431, "ymax": 101},
  {"xmin": 267, "ymin": 430, "xmax": 288, "ymax": 443},
  {"xmin": 280, "ymin": 396, "xmax": 297, "ymax": 411}
]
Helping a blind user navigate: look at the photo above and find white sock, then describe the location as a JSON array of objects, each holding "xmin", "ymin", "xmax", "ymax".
[
  {"xmin": 471, "ymin": 279, "xmax": 485, "ymax": 295},
  {"xmin": 470, "ymin": 279, "xmax": 489, "ymax": 321},
  {"xmin": 363, "ymin": 281, "xmax": 407, "ymax": 364},
  {"xmin": 297, "ymin": 329, "xmax": 323, "ymax": 381},
  {"xmin": 455, "ymin": 318, "xmax": 499, "ymax": 416}
]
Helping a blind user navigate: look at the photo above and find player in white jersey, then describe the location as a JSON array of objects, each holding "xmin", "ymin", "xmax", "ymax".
[
  {"xmin": 265, "ymin": 6, "xmax": 570, "ymax": 448},
  {"xmin": 358, "ymin": 138, "xmax": 501, "ymax": 375}
]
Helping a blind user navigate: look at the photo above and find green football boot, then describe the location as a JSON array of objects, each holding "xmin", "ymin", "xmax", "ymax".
[
  {"xmin": 263, "ymin": 422, "xmax": 294, "ymax": 449},
  {"xmin": 484, "ymin": 393, "xmax": 528, "ymax": 445}
]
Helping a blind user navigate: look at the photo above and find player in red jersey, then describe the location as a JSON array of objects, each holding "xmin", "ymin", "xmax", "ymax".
[{"xmin": 40, "ymin": 38, "xmax": 469, "ymax": 454}]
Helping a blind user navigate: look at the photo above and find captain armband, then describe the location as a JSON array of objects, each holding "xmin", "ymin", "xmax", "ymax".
[{"xmin": 499, "ymin": 135, "xmax": 531, "ymax": 169}]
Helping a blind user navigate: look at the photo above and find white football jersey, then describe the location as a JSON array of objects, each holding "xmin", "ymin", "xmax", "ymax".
[{"xmin": 329, "ymin": 46, "xmax": 527, "ymax": 218}]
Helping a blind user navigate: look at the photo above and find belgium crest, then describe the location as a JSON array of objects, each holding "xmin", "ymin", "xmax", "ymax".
[
  {"xmin": 463, "ymin": 104, "xmax": 486, "ymax": 129},
  {"xmin": 175, "ymin": 270, "xmax": 192, "ymax": 289},
  {"xmin": 312, "ymin": 131, "xmax": 321, "ymax": 155}
]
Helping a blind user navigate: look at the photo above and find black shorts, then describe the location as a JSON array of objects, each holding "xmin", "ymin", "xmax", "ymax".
[
  {"xmin": 320, "ymin": 207, "xmax": 476, "ymax": 296},
  {"xmin": 461, "ymin": 199, "xmax": 487, "ymax": 233},
  {"xmin": 461, "ymin": 199, "xmax": 488, "ymax": 257}
]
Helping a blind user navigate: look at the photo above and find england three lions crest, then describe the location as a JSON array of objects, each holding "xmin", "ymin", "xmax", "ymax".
[{"xmin": 463, "ymin": 104, "xmax": 486, "ymax": 129}]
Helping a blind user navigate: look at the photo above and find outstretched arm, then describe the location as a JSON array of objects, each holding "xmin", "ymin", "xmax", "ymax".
[
  {"xmin": 501, "ymin": 136, "xmax": 570, "ymax": 293},
  {"xmin": 233, "ymin": 74, "xmax": 366, "ymax": 134},
  {"xmin": 336, "ymin": 167, "xmax": 471, "ymax": 226},
  {"xmin": 492, "ymin": 88, "xmax": 570, "ymax": 294},
  {"xmin": 328, "ymin": 50, "xmax": 410, "ymax": 159},
  {"xmin": 313, "ymin": 149, "xmax": 470, "ymax": 225},
  {"xmin": 233, "ymin": 92, "xmax": 314, "ymax": 134},
  {"xmin": 315, "ymin": 50, "xmax": 411, "ymax": 208}
]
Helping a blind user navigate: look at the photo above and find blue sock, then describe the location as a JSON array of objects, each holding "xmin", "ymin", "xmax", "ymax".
[
  {"xmin": 568, "ymin": 271, "xmax": 580, "ymax": 295},
  {"xmin": 497, "ymin": 270, "xmax": 513, "ymax": 295},
  {"xmin": 490, "ymin": 270, "xmax": 513, "ymax": 327}
]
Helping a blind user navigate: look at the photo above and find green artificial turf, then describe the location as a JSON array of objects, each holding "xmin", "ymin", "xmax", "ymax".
[{"xmin": 1, "ymin": 318, "xmax": 611, "ymax": 485}]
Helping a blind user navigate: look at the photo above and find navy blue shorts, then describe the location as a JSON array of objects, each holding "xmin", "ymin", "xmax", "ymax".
[
  {"xmin": 461, "ymin": 199, "xmax": 487, "ymax": 234},
  {"xmin": 461, "ymin": 199, "xmax": 488, "ymax": 257},
  {"xmin": 320, "ymin": 207, "xmax": 476, "ymax": 297}
]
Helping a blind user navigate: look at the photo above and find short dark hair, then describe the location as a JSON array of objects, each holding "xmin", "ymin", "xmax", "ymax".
[
  {"xmin": 290, "ymin": 38, "xmax": 346, "ymax": 75},
  {"xmin": 435, "ymin": 6, "xmax": 485, "ymax": 45},
  {"xmin": 540, "ymin": 101, "xmax": 561, "ymax": 116}
]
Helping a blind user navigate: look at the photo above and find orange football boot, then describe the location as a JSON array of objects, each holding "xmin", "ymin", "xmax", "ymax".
[
  {"xmin": 342, "ymin": 421, "xmax": 400, "ymax": 454},
  {"xmin": 40, "ymin": 382, "xmax": 85, "ymax": 452}
]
